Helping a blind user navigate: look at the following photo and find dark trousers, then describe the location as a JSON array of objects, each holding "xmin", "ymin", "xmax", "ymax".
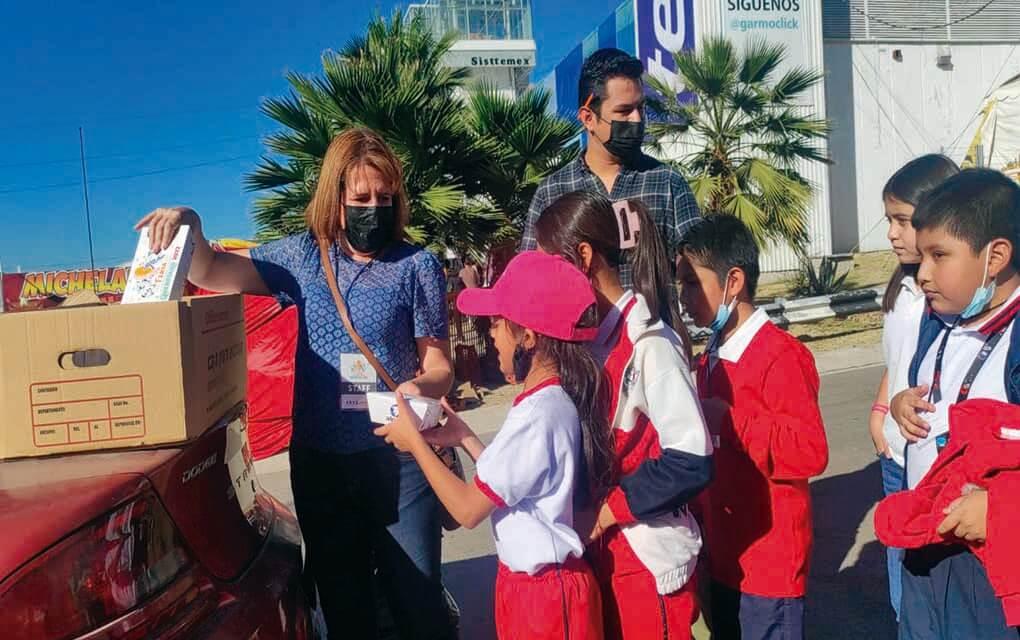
[
  {"xmin": 899, "ymin": 544, "xmax": 1018, "ymax": 640},
  {"xmin": 710, "ymin": 581, "xmax": 805, "ymax": 640},
  {"xmin": 290, "ymin": 446, "xmax": 455, "ymax": 640}
]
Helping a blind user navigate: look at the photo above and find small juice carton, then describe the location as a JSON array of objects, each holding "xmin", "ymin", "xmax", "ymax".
[
  {"xmin": 366, "ymin": 392, "xmax": 443, "ymax": 431},
  {"xmin": 123, "ymin": 225, "xmax": 195, "ymax": 304}
]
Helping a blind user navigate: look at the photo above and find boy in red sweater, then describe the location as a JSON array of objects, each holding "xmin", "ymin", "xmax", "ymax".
[{"xmin": 678, "ymin": 215, "xmax": 829, "ymax": 640}]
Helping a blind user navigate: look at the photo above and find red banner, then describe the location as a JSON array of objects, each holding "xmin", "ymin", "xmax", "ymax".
[{"xmin": 2, "ymin": 267, "xmax": 128, "ymax": 312}]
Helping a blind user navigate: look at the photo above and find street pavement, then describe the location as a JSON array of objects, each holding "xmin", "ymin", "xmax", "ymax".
[{"xmin": 255, "ymin": 345, "xmax": 893, "ymax": 640}]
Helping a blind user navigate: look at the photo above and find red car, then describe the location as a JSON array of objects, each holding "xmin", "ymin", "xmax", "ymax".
[{"xmin": 0, "ymin": 404, "xmax": 312, "ymax": 639}]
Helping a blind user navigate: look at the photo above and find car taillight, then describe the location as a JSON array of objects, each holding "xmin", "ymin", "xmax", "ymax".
[{"xmin": 0, "ymin": 492, "xmax": 193, "ymax": 640}]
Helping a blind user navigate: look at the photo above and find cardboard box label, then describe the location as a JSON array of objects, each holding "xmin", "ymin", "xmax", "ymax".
[{"xmin": 30, "ymin": 375, "xmax": 145, "ymax": 447}]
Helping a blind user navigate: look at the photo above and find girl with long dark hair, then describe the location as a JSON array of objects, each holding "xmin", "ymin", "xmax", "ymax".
[
  {"xmin": 869, "ymin": 153, "xmax": 959, "ymax": 621},
  {"xmin": 377, "ymin": 250, "xmax": 613, "ymax": 640},
  {"xmin": 535, "ymin": 191, "xmax": 712, "ymax": 640}
]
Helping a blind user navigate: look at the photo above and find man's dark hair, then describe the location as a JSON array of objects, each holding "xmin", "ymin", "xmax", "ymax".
[
  {"xmin": 912, "ymin": 168, "xmax": 1020, "ymax": 269},
  {"xmin": 681, "ymin": 214, "xmax": 761, "ymax": 299},
  {"xmin": 578, "ymin": 48, "xmax": 644, "ymax": 114}
]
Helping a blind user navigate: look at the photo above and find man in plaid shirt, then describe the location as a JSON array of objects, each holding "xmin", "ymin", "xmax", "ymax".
[{"xmin": 520, "ymin": 48, "xmax": 700, "ymax": 287}]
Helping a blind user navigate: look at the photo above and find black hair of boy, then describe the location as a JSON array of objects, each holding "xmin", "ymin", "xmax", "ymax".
[
  {"xmin": 577, "ymin": 48, "xmax": 643, "ymax": 113},
  {"xmin": 881, "ymin": 154, "xmax": 960, "ymax": 312},
  {"xmin": 912, "ymin": 168, "xmax": 1020, "ymax": 270},
  {"xmin": 681, "ymin": 214, "xmax": 761, "ymax": 299}
]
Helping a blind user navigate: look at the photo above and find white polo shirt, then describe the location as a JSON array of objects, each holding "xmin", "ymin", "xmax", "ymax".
[
  {"xmin": 715, "ymin": 307, "xmax": 771, "ymax": 365},
  {"xmin": 882, "ymin": 276, "xmax": 926, "ymax": 467},
  {"xmin": 473, "ymin": 378, "xmax": 586, "ymax": 575},
  {"xmin": 906, "ymin": 288, "xmax": 1020, "ymax": 488}
]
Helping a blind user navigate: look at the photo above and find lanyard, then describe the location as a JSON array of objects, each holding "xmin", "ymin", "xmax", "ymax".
[
  {"xmin": 924, "ymin": 321, "xmax": 1008, "ymax": 454},
  {"xmin": 331, "ymin": 244, "xmax": 375, "ymax": 304},
  {"xmin": 928, "ymin": 322, "xmax": 1008, "ymax": 405}
]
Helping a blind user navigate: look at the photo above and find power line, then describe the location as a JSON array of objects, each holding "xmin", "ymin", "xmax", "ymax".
[
  {"xmin": 850, "ymin": 60, "xmax": 916, "ymax": 156},
  {"xmin": 0, "ymin": 134, "xmax": 261, "ymax": 170},
  {"xmin": 0, "ymin": 102, "xmax": 261, "ymax": 136},
  {"xmin": 844, "ymin": 0, "xmax": 999, "ymax": 32},
  {"xmin": 856, "ymin": 52, "xmax": 937, "ymax": 151},
  {"xmin": 2, "ymin": 256, "xmax": 132, "ymax": 272},
  {"xmin": 0, "ymin": 154, "xmax": 258, "ymax": 195},
  {"xmin": 943, "ymin": 44, "xmax": 1019, "ymax": 157}
]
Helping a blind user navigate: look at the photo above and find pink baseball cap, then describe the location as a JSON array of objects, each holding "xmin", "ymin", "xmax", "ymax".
[{"xmin": 457, "ymin": 251, "xmax": 598, "ymax": 342}]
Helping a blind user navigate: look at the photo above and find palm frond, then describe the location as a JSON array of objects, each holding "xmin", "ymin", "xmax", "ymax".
[{"xmin": 738, "ymin": 38, "xmax": 785, "ymax": 85}]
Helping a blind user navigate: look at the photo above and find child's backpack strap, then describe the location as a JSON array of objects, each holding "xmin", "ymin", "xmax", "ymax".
[
  {"xmin": 908, "ymin": 307, "xmax": 945, "ymax": 389},
  {"xmin": 1006, "ymin": 314, "xmax": 1020, "ymax": 405}
]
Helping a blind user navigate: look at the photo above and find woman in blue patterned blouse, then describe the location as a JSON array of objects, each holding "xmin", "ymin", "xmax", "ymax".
[{"xmin": 137, "ymin": 128, "xmax": 456, "ymax": 639}]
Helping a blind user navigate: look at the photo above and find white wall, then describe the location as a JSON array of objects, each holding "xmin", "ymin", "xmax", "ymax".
[
  {"xmin": 826, "ymin": 42, "xmax": 1020, "ymax": 253},
  {"xmin": 695, "ymin": 0, "xmax": 833, "ymax": 272}
]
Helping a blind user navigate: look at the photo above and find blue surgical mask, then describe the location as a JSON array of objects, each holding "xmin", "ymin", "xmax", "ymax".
[
  {"xmin": 961, "ymin": 245, "xmax": 996, "ymax": 320},
  {"xmin": 710, "ymin": 292, "xmax": 738, "ymax": 333}
]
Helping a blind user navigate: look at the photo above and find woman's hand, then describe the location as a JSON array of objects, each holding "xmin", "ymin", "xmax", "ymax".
[
  {"xmin": 135, "ymin": 206, "xmax": 201, "ymax": 253},
  {"xmin": 395, "ymin": 380, "xmax": 424, "ymax": 399},
  {"xmin": 891, "ymin": 386, "xmax": 935, "ymax": 442},
  {"xmin": 374, "ymin": 392, "xmax": 427, "ymax": 454}
]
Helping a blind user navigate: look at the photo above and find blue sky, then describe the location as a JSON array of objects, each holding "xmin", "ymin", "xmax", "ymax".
[{"xmin": 0, "ymin": 0, "xmax": 624, "ymax": 272}]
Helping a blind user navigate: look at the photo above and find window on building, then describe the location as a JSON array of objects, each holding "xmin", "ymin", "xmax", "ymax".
[
  {"xmin": 508, "ymin": 8, "xmax": 524, "ymax": 39},
  {"xmin": 486, "ymin": 9, "xmax": 506, "ymax": 39},
  {"xmin": 468, "ymin": 7, "xmax": 486, "ymax": 39}
]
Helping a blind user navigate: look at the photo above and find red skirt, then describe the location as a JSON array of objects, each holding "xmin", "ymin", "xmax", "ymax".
[{"xmin": 495, "ymin": 555, "xmax": 604, "ymax": 640}]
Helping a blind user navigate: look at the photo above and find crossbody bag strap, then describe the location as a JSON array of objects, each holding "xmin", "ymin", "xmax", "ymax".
[{"xmin": 317, "ymin": 238, "xmax": 399, "ymax": 392}]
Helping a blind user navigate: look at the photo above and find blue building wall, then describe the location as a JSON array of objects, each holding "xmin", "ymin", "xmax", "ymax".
[{"xmin": 544, "ymin": 0, "xmax": 634, "ymax": 119}]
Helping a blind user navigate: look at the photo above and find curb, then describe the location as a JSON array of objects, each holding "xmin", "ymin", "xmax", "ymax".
[{"xmin": 687, "ymin": 286, "xmax": 885, "ymax": 339}]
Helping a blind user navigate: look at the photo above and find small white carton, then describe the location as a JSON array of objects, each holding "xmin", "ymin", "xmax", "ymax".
[
  {"xmin": 122, "ymin": 225, "xmax": 195, "ymax": 304},
  {"xmin": 366, "ymin": 392, "xmax": 443, "ymax": 431}
]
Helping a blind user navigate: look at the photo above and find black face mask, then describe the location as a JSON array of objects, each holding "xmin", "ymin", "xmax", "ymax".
[
  {"xmin": 512, "ymin": 344, "xmax": 534, "ymax": 383},
  {"xmin": 599, "ymin": 117, "xmax": 646, "ymax": 163},
  {"xmin": 345, "ymin": 205, "xmax": 395, "ymax": 254}
]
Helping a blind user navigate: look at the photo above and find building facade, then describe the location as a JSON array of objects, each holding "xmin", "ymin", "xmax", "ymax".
[
  {"xmin": 408, "ymin": 0, "xmax": 537, "ymax": 99},
  {"xmin": 823, "ymin": 1, "xmax": 1020, "ymax": 254},
  {"xmin": 539, "ymin": 0, "xmax": 832, "ymax": 272},
  {"xmin": 538, "ymin": 0, "xmax": 1020, "ymax": 271}
]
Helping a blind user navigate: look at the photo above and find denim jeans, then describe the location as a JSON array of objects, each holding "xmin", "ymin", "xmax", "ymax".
[
  {"xmin": 290, "ymin": 445, "xmax": 455, "ymax": 639},
  {"xmin": 880, "ymin": 455, "xmax": 906, "ymax": 622}
]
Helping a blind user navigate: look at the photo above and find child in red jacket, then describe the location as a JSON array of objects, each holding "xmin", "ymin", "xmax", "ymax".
[
  {"xmin": 876, "ymin": 398, "xmax": 1020, "ymax": 626},
  {"xmin": 678, "ymin": 215, "xmax": 829, "ymax": 640}
]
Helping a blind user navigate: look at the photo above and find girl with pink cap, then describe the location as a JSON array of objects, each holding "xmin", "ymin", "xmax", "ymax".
[{"xmin": 377, "ymin": 250, "xmax": 613, "ymax": 639}]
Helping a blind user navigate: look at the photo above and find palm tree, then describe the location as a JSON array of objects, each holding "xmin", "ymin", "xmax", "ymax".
[
  {"xmin": 245, "ymin": 12, "xmax": 579, "ymax": 260},
  {"xmin": 465, "ymin": 84, "xmax": 580, "ymax": 231},
  {"xmin": 245, "ymin": 11, "xmax": 500, "ymax": 255},
  {"xmin": 646, "ymin": 36, "xmax": 830, "ymax": 248}
]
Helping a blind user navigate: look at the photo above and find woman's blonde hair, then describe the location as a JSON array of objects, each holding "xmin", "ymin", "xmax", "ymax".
[{"xmin": 305, "ymin": 127, "xmax": 411, "ymax": 244}]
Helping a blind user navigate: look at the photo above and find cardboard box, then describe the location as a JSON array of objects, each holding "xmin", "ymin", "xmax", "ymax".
[
  {"xmin": 0, "ymin": 294, "xmax": 247, "ymax": 459},
  {"xmin": 366, "ymin": 392, "xmax": 442, "ymax": 431},
  {"xmin": 122, "ymin": 225, "xmax": 195, "ymax": 304}
]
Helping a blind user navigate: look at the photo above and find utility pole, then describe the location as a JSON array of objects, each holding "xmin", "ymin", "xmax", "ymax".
[{"xmin": 78, "ymin": 127, "xmax": 98, "ymax": 292}]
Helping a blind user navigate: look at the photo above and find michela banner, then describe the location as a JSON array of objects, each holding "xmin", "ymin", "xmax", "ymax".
[{"xmin": 2, "ymin": 267, "xmax": 128, "ymax": 312}]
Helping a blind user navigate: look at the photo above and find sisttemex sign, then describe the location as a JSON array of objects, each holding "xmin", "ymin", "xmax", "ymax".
[{"xmin": 445, "ymin": 49, "xmax": 536, "ymax": 69}]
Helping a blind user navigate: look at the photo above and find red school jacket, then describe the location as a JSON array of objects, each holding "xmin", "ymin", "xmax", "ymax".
[
  {"xmin": 874, "ymin": 398, "xmax": 1020, "ymax": 625},
  {"xmin": 695, "ymin": 320, "xmax": 830, "ymax": 598}
]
